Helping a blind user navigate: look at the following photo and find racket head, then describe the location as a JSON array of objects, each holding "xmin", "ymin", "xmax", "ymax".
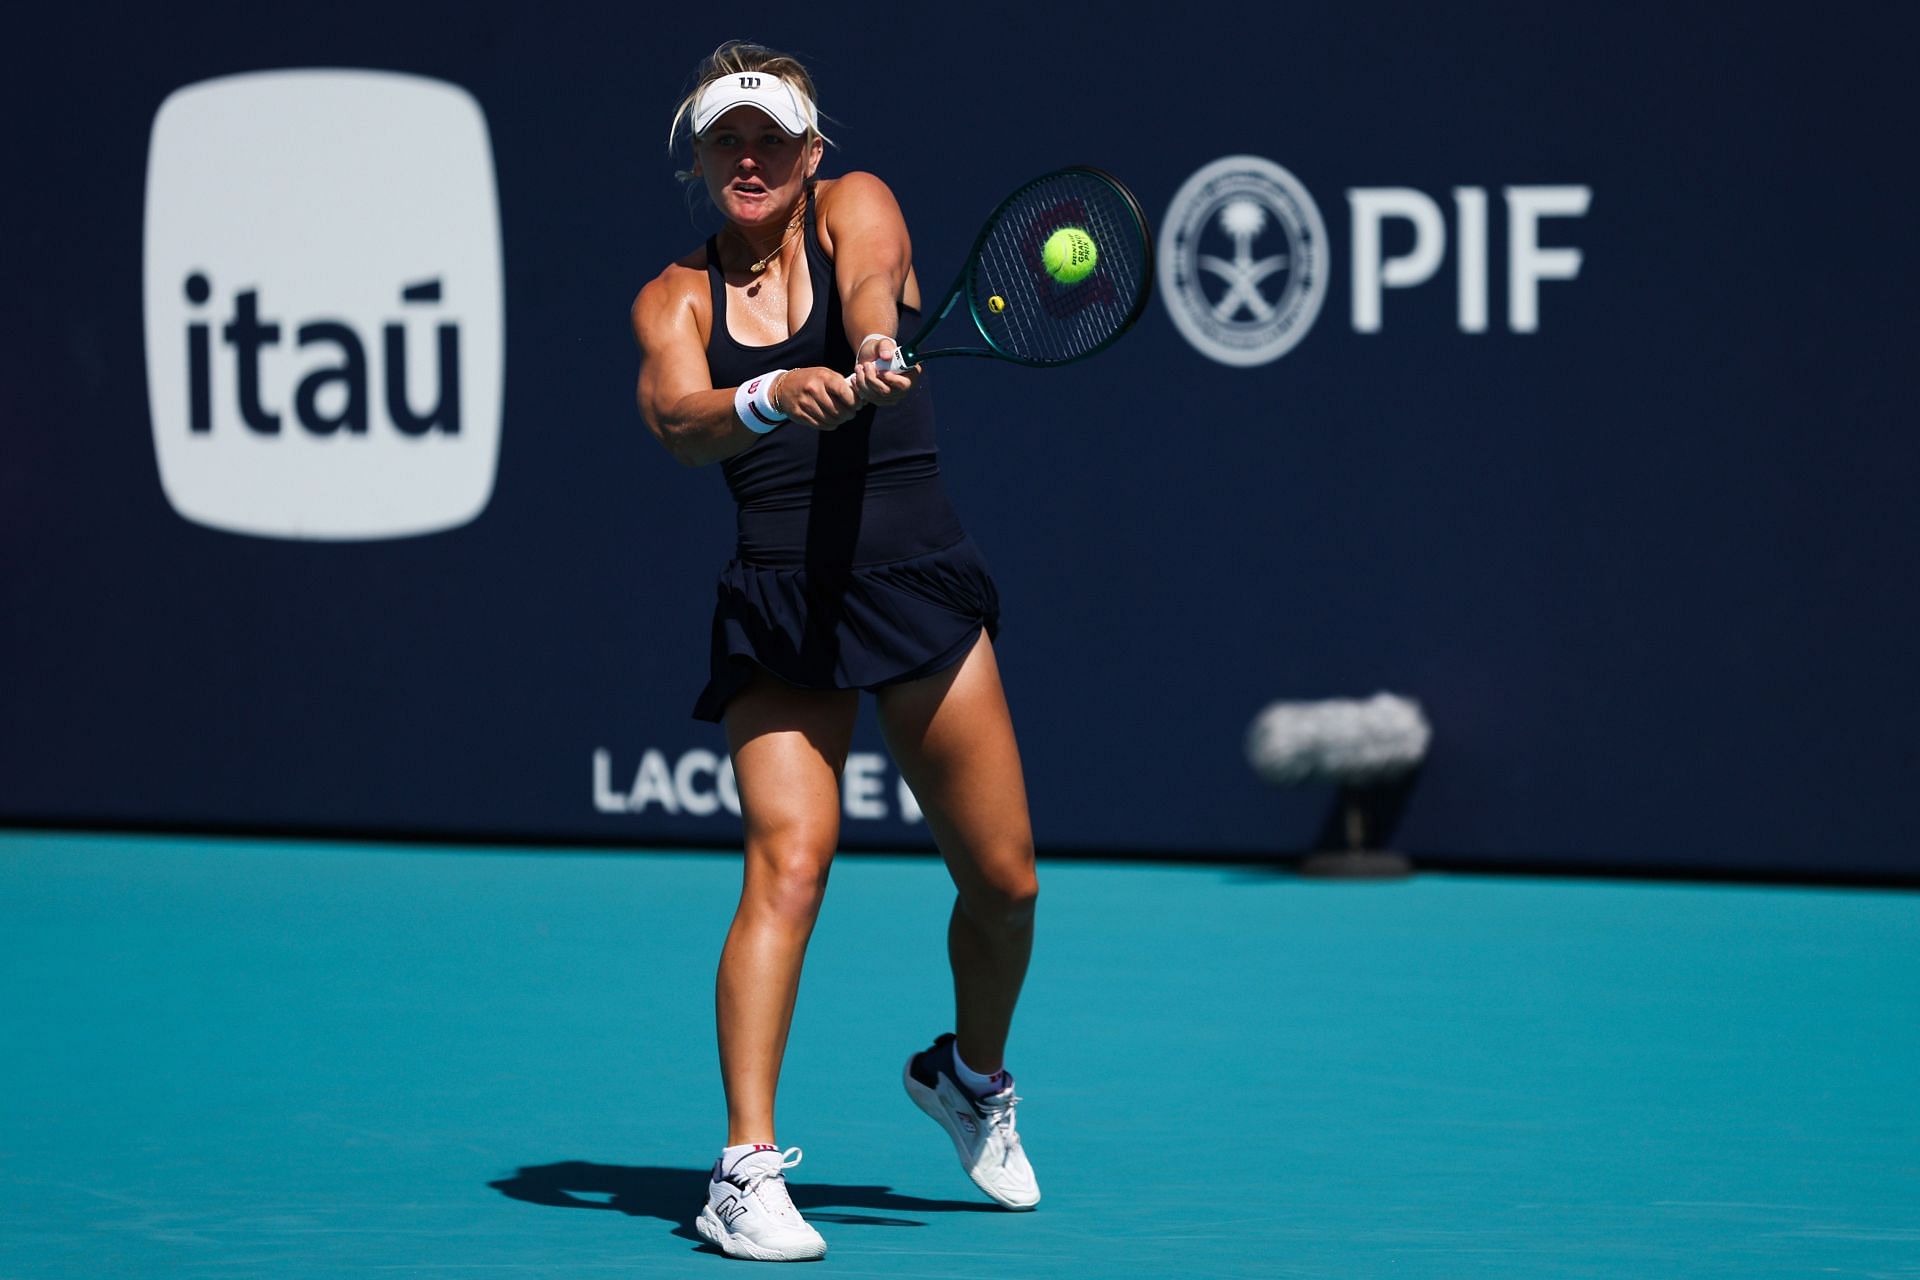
[{"xmin": 910, "ymin": 166, "xmax": 1154, "ymax": 368}]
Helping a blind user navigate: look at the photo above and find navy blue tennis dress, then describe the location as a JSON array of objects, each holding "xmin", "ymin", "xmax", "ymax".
[{"xmin": 691, "ymin": 187, "xmax": 1000, "ymax": 722}]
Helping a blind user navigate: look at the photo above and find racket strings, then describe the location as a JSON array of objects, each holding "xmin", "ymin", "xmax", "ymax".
[{"xmin": 967, "ymin": 169, "xmax": 1150, "ymax": 366}]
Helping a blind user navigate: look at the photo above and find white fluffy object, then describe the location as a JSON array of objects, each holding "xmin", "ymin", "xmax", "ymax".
[{"xmin": 1246, "ymin": 693, "xmax": 1432, "ymax": 786}]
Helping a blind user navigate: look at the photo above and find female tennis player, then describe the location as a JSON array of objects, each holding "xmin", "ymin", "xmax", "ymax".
[{"xmin": 630, "ymin": 42, "xmax": 1040, "ymax": 1262}]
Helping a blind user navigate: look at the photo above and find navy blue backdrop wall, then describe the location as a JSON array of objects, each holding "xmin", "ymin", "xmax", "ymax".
[{"xmin": 3, "ymin": 2, "xmax": 1915, "ymax": 877}]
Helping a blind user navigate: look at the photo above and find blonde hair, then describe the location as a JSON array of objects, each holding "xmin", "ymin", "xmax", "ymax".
[{"xmin": 667, "ymin": 40, "xmax": 834, "ymax": 157}]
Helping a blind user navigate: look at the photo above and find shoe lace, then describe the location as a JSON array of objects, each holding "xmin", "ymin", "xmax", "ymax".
[
  {"xmin": 976, "ymin": 1091, "xmax": 1025, "ymax": 1154},
  {"xmin": 740, "ymin": 1146, "xmax": 804, "ymax": 1219}
]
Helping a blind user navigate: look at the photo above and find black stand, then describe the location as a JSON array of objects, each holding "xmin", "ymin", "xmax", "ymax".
[
  {"xmin": 1297, "ymin": 849, "xmax": 1414, "ymax": 879},
  {"xmin": 1297, "ymin": 772, "xmax": 1420, "ymax": 880}
]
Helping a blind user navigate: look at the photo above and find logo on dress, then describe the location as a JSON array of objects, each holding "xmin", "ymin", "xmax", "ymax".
[{"xmin": 1158, "ymin": 155, "xmax": 1328, "ymax": 367}]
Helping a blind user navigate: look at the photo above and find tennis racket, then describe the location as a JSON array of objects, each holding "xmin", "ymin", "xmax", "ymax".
[{"xmin": 859, "ymin": 166, "xmax": 1154, "ymax": 376}]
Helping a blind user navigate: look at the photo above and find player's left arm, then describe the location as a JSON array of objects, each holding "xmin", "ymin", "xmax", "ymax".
[{"xmin": 821, "ymin": 171, "xmax": 920, "ymax": 405}]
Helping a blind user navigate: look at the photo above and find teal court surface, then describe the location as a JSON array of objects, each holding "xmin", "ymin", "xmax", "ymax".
[{"xmin": 2, "ymin": 831, "xmax": 1916, "ymax": 1279}]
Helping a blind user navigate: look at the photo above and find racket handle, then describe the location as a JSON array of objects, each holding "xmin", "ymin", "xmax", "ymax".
[{"xmin": 843, "ymin": 351, "xmax": 905, "ymax": 386}]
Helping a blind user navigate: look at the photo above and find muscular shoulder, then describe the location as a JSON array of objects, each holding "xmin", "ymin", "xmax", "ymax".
[
  {"xmin": 630, "ymin": 247, "xmax": 710, "ymax": 351},
  {"xmin": 817, "ymin": 170, "xmax": 896, "ymax": 207},
  {"xmin": 816, "ymin": 172, "xmax": 907, "ymax": 257}
]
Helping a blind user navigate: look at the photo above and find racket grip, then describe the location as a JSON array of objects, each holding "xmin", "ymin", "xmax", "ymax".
[{"xmin": 843, "ymin": 351, "xmax": 905, "ymax": 386}]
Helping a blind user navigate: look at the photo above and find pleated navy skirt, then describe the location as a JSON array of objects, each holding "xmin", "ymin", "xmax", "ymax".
[{"xmin": 692, "ymin": 534, "xmax": 1001, "ymax": 723}]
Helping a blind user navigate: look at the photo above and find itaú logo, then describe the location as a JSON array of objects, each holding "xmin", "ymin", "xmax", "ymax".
[
  {"xmin": 142, "ymin": 70, "xmax": 504, "ymax": 540},
  {"xmin": 1160, "ymin": 155, "xmax": 1591, "ymax": 366}
]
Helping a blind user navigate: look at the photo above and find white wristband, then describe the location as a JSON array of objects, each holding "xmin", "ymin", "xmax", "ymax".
[
  {"xmin": 858, "ymin": 333, "xmax": 901, "ymax": 373},
  {"xmin": 735, "ymin": 369, "xmax": 789, "ymax": 434}
]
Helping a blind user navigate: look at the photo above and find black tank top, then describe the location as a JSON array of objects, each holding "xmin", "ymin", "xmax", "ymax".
[{"xmin": 704, "ymin": 186, "xmax": 963, "ymax": 569}]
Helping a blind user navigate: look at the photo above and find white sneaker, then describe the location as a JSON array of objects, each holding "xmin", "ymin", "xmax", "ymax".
[
  {"xmin": 903, "ymin": 1034, "xmax": 1041, "ymax": 1210},
  {"xmin": 694, "ymin": 1145, "xmax": 827, "ymax": 1262}
]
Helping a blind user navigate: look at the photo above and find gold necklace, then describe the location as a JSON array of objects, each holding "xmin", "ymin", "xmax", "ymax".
[{"xmin": 744, "ymin": 209, "xmax": 805, "ymax": 274}]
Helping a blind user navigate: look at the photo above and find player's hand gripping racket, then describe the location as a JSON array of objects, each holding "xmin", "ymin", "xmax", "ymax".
[{"xmin": 857, "ymin": 166, "xmax": 1153, "ymax": 380}]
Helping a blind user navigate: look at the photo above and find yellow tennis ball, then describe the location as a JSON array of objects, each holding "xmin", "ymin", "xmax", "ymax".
[
  {"xmin": 988, "ymin": 295, "xmax": 1006, "ymax": 313},
  {"xmin": 1042, "ymin": 227, "xmax": 1097, "ymax": 284}
]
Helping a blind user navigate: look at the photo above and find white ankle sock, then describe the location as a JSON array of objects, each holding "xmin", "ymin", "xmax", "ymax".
[
  {"xmin": 718, "ymin": 1142, "xmax": 778, "ymax": 1173},
  {"xmin": 951, "ymin": 1043, "xmax": 1008, "ymax": 1096}
]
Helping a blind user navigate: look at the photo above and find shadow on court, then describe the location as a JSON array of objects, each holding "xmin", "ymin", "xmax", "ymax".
[{"xmin": 490, "ymin": 1162, "xmax": 997, "ymax": 1249}]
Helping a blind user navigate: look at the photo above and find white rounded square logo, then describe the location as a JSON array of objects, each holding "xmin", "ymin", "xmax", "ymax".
[{"xmin": 143, "ymin": 70, "xmax": 504, "ymax": 540}]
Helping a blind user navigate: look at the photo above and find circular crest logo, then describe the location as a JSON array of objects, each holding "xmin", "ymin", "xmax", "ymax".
[{"xmin": 1158, "ymin": 156, "xmax": 1328, "ymax": 367}]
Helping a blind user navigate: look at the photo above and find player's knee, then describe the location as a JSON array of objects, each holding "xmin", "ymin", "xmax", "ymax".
[
  {"xmin": 747, "ymin": 833, "xmax": 835, "ymax": 923},
  {"xmin": 998, "ymin": 873, "xmax": 1039, "ymax": 930},
  {"xmin": 962, "ymin": 844, "xmax": 1038, "ymax": 929}
]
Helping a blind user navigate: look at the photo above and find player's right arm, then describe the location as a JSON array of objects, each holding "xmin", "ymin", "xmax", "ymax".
[
  {"xmin": 632, "ymin": 263, "xmax": 860, "ymax": 467},
  {"xmin": 632, "ymin": 267, "xmax": 758, "ymax": 468}
]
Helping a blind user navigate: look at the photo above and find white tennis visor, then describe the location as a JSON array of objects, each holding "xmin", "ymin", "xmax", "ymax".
[{"xmin": 692, "ymin": 73, "xmax": 818, "ymax": 137}]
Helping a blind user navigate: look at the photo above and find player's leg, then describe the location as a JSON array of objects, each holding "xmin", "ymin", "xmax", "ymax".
[
  {"xmin": 877, "ymin": 632, "xmax": 1037, "ymax": 1069},
  {"xmin": 877, "ymin": 631, "xmax": 1042, "ymax": 1209},
  {"xmin": 698, "ymin": 672, "xmax": 856, "ymax": 1262},
  {"xmin": 718, "ymin": 672, "xmax": 859, "ymax": 1145}
]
